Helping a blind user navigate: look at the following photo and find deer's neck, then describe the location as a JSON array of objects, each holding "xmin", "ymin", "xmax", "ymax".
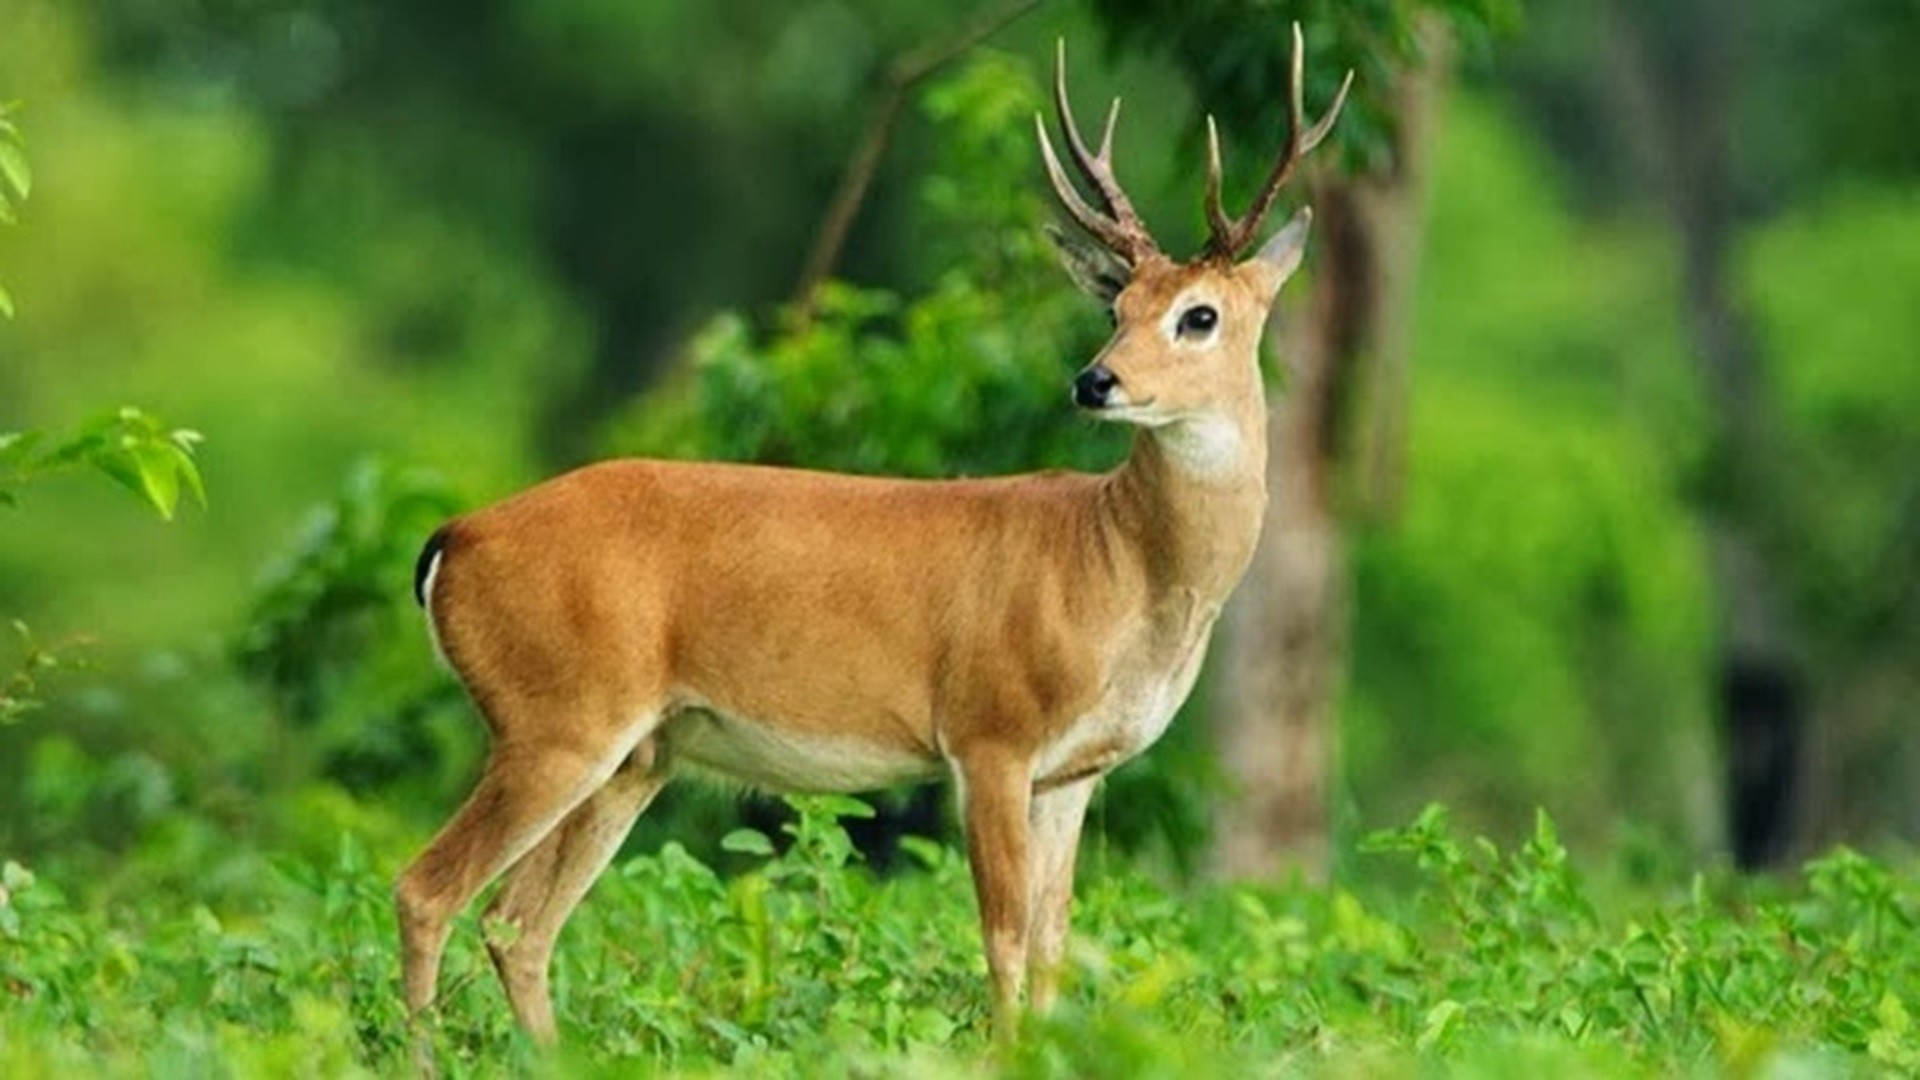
[{"xmin": 1100, "ymin": 401, "xmax": 1269, "ymax": 610}]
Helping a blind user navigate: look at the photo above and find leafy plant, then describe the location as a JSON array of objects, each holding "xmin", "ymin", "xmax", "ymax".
[
  {"xmin": 0, "ymin": 407, "xmax": 205, "ymax": 520},
  {"xmin": 1092, "ymin": 0, "xmax": 1521, "ymax": 179},
  {"xmin": 2, "ymin": 799, "xmax": 1916, "ymax": 1075},
  {"xmin": 233, "ymin": 459, "xmax": 467, "ymax": 795},
  {"xmin": 0, "ymin": 108, "xmax": 209, "ymax": 761},
  {"xmin": 609, "ymin": 53, "xmax": 1123, "ymax": 481},
  {"xmin": 0, "ymin": 620, "xmax": 86, "ymax": 726},
  {"xmin": 0, "ymin": 408, "xmax": 204, "ymax": 726}
]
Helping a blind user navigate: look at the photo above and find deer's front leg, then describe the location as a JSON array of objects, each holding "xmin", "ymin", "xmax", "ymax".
[
  {"xmin": 955, "ymin": 747, "xmax": 1033, "ymax": 1040},
  {"xmin": 1028, "ymin": 776, "xmax": 1095, "ymax": 1014}
]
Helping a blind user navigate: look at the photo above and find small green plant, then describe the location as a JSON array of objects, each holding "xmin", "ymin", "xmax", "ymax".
[
  {"xmin": 232, "ymin": 459, "xmax": 466, "ymax": 794},
  {"xmin": 0, "ymin": 620, "xmax": 86, "ymax": 726},
  {"xmin": 609, "ymin": 54, "xmax": 1124, "ymax": 483},
  {"xmin": 0, "ymin": 407, "xmax": 205, "ymax": 519},
  {"xmin": 2, "ymin": 798, "xmax": 1915, "ymax": 1075},
  {"xmin": 0, "ymin": 407, "xmax": 204, "ymax": 724}
]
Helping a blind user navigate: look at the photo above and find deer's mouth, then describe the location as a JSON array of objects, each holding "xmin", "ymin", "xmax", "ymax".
[{"xmin": 1090, "ymin": 396, "xmax": 1161, "ymax": 423}]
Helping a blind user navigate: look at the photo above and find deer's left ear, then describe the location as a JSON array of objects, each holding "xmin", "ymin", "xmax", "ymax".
[
  {"xmin": 1046, "ymin": 225, "xmax": 1131, "ymax": 305},
  {"xmin": 1249, "ymin": 206, "xmax": 1313, "ymax": 291}
]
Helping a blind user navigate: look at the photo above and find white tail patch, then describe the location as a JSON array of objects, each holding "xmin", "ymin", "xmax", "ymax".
[{"xmin": 420, "ymin": 550, "xmax": 451, "ymax": 669}]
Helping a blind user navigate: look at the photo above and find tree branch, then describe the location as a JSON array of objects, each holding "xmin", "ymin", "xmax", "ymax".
[{"xmin": 788, "ymin": 0, "xmax": 1044, "ymax": 327}]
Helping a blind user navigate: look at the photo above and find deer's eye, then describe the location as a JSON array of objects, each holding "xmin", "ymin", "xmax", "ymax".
[{"xmin": 1177, "ymin": 305, "xmax": 1219, "ymax": 338}]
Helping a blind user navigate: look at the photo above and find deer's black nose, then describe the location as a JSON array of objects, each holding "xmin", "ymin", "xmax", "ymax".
[{"xmin": 1074, "ymin": 364, "xmax": 1119, "ymax": 408}]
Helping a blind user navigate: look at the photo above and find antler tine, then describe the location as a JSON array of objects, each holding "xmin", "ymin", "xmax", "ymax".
[
  {"xmin": 1205, "ymin": 21, "xmax": 1354, "ymax": 259},
  {"xmin": 1035, "ymin": 114, "xmax": 1137, "ymax": 256},
  {"xmin": 1302, "ymin": 69, "xmax": 1355, "ymax": 153},
  {"xmin": 1052, "ymin": 41, "xmax": 1130, "ymax": 220},
  {"xmin": 1203, "ymin": 115, "xmax": 1236, "ymax": 245},
  {"xmin": 1042, "ymin": 39, "xmax": 1157, "ymax": 262},
  {"xmin": 1287, "ymin": 18, "xmax": 1308, "ymax": 160}
]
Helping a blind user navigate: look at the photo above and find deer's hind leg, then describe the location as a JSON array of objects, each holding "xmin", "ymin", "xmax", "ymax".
[
  {"xmin": 393, "ymin": 698, "xmax": 659, "ymax": 1024},
  {"xmin": 482, "ymin": 736, "xmax": 671, "ymax": 1041}
]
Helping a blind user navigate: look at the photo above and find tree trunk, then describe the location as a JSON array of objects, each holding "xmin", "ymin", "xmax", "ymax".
[
  {"xmin": 1209, "ymin": 35, "xmax": 1448, "ymax": 881},
  {"xmin": 1599, "ymin": 0, "xmax": 1804, "ymax": 867}
]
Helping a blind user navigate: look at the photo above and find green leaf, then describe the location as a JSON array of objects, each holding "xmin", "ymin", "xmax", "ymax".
[
  {"xmin": 1533, "ymin": 807, "xmax": 1560, "ymax": 850},
  {"xmin": 175, "ymin": 446, "xmax": 207, "ymax": 510},
  {"xmin": 809, "ymin": 794, "xmax": 876, "ymax": 820},
  {"xmin": 1879, "ymin": 993, "xmax": 1912, "ymax": 1036},
  {"xmin": 0, "ymin": 430, "xmax": 32, "ymax": 461},
  {"xmin": 0, "ymin": 699, "xmax": 36, "ymax": 726},
  {"xmin": 0, "ymin": 140, "xmax": 28, "ymax": 201},
  {"xmin": 720, "ymin": 828, "xmax": 775, "ymax": 856},
  {"xmin": 0, "ymin": 284, "xmax": 12, "ymax": 320},
  {"xmin": 131, "ymin": 442, "xmax": 182, "ymax": 520},
  {"xmin": 1417, "ymin": 999, "xmax": 1464, "ymax": 1052},
  {"xmin": 154, "ymin": 439, "xmax": 206, "ymax": 510},
  {"xmin": 0, "ymin": 860, "xmax": 32, "ymax": 892},
  {"xmin": 897, "ymin": 835, "xmax": 946, "ymax": 871},
  {"xmin": 90, "ymin": 449, "xmax": 147, "ymax": 509}
]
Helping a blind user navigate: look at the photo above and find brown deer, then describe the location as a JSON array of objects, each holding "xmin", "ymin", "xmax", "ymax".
[{"xmin": 396, "ymin": 24, "xmax": 1349, "ymax": 1043}]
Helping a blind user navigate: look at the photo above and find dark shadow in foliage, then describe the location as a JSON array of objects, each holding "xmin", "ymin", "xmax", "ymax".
[{"xmin": 233, "ymin": 460, "xmax": 469, "ymax": 795}]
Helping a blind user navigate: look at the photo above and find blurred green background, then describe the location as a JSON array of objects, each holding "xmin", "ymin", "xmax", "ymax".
[{"xmin": 2, "ymin": 0, "xmax": 1917, "ymax": 894}]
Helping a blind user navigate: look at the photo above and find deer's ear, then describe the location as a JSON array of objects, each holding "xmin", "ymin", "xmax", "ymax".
[
  {"xmin": 1046, "ymin": 225, "xmax": 1130, "ymax": 305},
  {"xmin": 1251, "ymin": 206, "xmax": 1313, "ymax": 288}
]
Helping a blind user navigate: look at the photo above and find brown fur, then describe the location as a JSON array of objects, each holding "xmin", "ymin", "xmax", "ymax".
[{"xmin": 393, "ymin": 239, "xmax": 1310, "ymax": 1045}]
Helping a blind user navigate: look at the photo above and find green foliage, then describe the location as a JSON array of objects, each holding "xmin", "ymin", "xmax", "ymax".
[
  {"xmin": 1737, "ymin": 187, "xmax": 1920, "ymax": 836},
  {"xmin": 1354, "ymin": 807, "xmax": 1920, "ymax": 1066},
  {"xmin": 1091, "ymin": 0, "xmax": 1520, "ymax": 182},
  {"xmin": 0, "ymin": 96, "xmax": 212, "ymax": 792},
  {"xmin": 1340, "ymin": 95, "xmax": 1713, "ymax": 848},
  {"xmin": 0, "ymin": 619, "xmax": 81, "ymax": 726},
  {"xmin": 0, "ymin": 0, "xmax": 575, "ymax": 658},
  {"xmin": 1744, "ymin": 188, "xmax": 1920, "ymax": 649},
  {"xmin": 607, "ymin": 54, "xmax": 1123, "ymax": 480},
  {"xmin": 1509, "ymin": 1, "xmax": 1920, "ymax": 210},
  {"xmin": 0, "ymin": 407, "xmax": 205, "ymax": 520},
  {"xmin": 233, "ymin": 460, "xmax": 471, "ymax": 798},
  {"xmin": 0, "ymin": 0, "xmax": 1916, "ymax": 1072},
  {"xmin": 0, "ymin": 407, "xmax": 203, "ymax": 732},
  {"xmin": 1, "ymin": 800, "xmax": 1915, "ymax": 1075}
]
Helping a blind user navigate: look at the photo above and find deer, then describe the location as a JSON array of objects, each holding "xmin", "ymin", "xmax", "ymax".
[{"xmin": 395, "ymin": 23, "xmax": 1350, "ymax": 1045}]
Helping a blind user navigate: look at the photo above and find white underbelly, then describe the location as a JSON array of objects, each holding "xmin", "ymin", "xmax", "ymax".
[{"xmin": 665, "ymin": 709, "xmax": 941, "ymax": 794}]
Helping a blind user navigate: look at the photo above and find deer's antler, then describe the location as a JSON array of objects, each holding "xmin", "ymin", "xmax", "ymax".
[
  {"xmin": 1034, "ymin": 40, "xmax": 1160, "ymax": 265},
  {"xmin": 1203, "ymin": 22, "xmax": 1353, "ymax": 259}
]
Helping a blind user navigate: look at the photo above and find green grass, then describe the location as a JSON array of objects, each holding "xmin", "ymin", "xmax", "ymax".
[{"xmin": 2, "ymin": 798, "xmax": 1916, "ymax": 1077}]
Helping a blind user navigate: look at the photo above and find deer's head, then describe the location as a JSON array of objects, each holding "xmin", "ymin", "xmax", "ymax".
[{"xmin": 1038, "ymin": 24, "xmax": 1350, "ymax": 465}]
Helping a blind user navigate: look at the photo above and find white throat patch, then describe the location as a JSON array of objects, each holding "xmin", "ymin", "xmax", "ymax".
[{"xmin": 1155, "ymin": 413, "xmax": 1244, "ymax": 476}]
